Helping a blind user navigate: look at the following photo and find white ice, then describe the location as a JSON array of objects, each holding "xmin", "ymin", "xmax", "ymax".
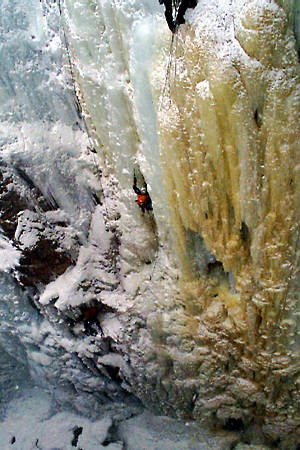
[{"xmin": 0, "ymin": 237, "xmax": 20, "ymax": 272}]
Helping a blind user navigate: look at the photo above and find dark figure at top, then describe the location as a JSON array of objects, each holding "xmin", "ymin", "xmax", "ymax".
[
  {"xmin": 133, "ymin": 175, "xmax": 153, "ymax": 213},
  {"xmin": 159, "ymin": 0, "xmax": 198, "ymax": 33},
  {"xmin": 159, "ymin": 0, "xmax": 175, "ymax": 32}
]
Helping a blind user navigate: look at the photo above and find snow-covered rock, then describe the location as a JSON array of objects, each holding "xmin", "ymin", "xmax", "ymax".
[{"xmin": 0, "ymin": 0, "xmax": 299, "ymax": 447}]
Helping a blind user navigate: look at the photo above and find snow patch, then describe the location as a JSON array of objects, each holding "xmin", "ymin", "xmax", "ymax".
[{"xmin": 0, "ymin": 237, "xmax": 20, "ymax": 272}]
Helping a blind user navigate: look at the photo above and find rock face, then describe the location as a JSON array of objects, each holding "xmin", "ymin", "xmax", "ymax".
[
  {"xmin": 58, "ymin": 0, "xmax": 300, "ymax": 446},
  {"xmin": 154, "ymin": 0, "xmax": 300, "ymax": 440},
  {"xmin": 0, "ymin": 164, "xmax": 75, "ymax": 287},
  {"xmin": 0, "ymin": 0, "xmax": 299, "ymax": 448},
  {"xmin": 0, "ymin": 0, "xmax": 141, "ymax": 422}
]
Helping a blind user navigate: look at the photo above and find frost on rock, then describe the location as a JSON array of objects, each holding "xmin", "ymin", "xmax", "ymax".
[
  {"xmin": 60, "ymin": 0, "xmax": 300, "ymax": 445},
  {"xmin": 0, "ymin": 237, "xmax": 20, "ymax": 272},
  {"xmin": 0, "ymin": 0, "xmax": 141, "ymax": 428},
  {"xmin": 0, "ymin": 387, "xmax": 243, "ymax": 450},
  {"xmin": 0, "ymin": 0, "xmax": 299, "ymax": 448},
  {"xmin": 0, "ymin": 388, "xmax": 118, "ymax": 450}
]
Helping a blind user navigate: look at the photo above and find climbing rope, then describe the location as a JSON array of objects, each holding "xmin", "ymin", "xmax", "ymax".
[{"xmin": 159, "ymin": 30, "xmax": 180, "ymax": 111}]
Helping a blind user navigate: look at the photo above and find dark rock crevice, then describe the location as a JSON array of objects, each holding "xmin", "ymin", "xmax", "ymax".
[{"xmin": 0, "ymin": 162, "xmax": 77, "ymax": 289}]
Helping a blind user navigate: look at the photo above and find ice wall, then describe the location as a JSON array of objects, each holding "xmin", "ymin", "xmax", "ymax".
[
  {"xmin": 0, "ymin": 0, "xmax": 99, "ymax": 233},
  {"xmin": 60, "ymin": 0, "xmax": 300, "ymax": 444},
  {"xmin": 155, "ymin": 0, "xmax": 300, "ymax": 437},
  {"xmin": 0, "ymin": 0, "xmax": 141, "ymax": 420},
  {"xmin": 158, "ymin": 0, "xmax": 300, "ymax": 341},
  {"xmin": 0, "ymin": 0, "xmax": 299, "ymax": 445},
  {"xmin": 279, "ymin": 0, "xmax": 300, "ymax": 55},
  {"xmin": 60, "ymin": 0, "xmax": 168, "ymax": 231}
]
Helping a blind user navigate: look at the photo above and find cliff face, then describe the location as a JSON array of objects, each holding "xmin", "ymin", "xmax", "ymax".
[
  {"xmin": 0, "ymin": 0, "xmax": 299, "ymax": 446},
  {"xmin": 60, "ymin": 0, "xmax": 300, "ymax": 444},
  {"xmin": 155, "ymin": 0, "xmax": 300, "ymax": 439}
]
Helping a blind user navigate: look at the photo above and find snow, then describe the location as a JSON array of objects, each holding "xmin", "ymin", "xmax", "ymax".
[
  {"xmin": 0, "ymin": 388, "xmax": 114, "ymax": 450},
  {"xmin": 29, "ymin": 351, "xmax": 53, "ymax": 367},
  {"xmin": 0, "ymin": 0, "xmax": 98, "ymax": 232},
  {"xmin": 89, "ymin": 205, "xmax": 112, "ymax": 251},
  {"xmin": 102, "ymin": 308, "xmax": 123, "ymax": 328},
  {"xmin": 39, "ymin": 205, "xmax": 119, "ymax": 309},
  {"xmin": 0, "ymin": 237, "xmax": 20, "ymax": 272},
  {"xmin": 0, "ymin": 0, "xmax": 299, "ymax": 446},
  {"xmin": 0, "ymin": 388, "xmax": 239, "ymax": 450},
  {"xmin": 118, "ymin": 412, "xmax": 238, "ymax": 450},
  {"xmin": 14, "ymin": 210, "xmax": 43, "ymax": 249}
]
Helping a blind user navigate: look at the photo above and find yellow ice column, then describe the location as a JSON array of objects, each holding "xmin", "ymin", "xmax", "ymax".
[{"xmin": 156, "ymin": 1, "xmax": 300, "ymax": 341}]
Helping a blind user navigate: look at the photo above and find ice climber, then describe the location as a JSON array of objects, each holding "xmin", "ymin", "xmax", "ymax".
[
  {"xmin": 133, "ymin": 175, "xmax": 153, "ymax": 213},
  {"xmin": 159, "ymin": 0, "xmax": 198, "ymax": 33}
]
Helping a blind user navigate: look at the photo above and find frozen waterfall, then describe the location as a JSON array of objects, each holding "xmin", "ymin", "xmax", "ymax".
[{"xmin": 0, "ymin": 0, "xmax": 299, "ymax": 448}]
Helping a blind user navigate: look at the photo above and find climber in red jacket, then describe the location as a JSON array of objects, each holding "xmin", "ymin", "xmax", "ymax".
[{"xmin": 133, "ymin": 175, "xmax": 153, "ymax": 213}]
